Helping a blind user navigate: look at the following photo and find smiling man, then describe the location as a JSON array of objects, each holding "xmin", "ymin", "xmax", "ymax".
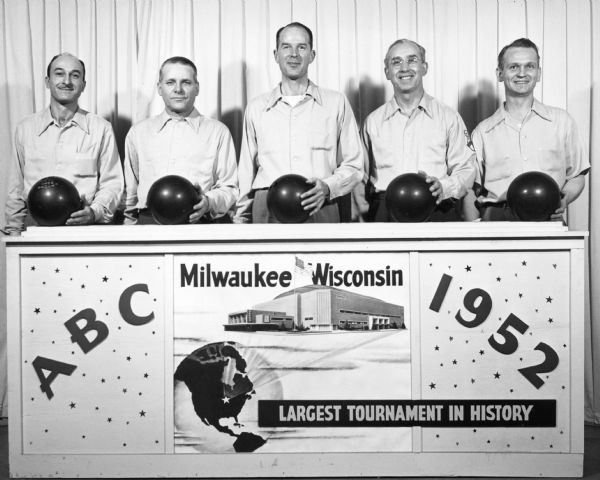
[
  {"xmin": 465, "ymin": 38, "xmax": 589, "ymax": 221},
  {"xmin": 124, "ymin": 56, "xmax": 238, "ymax": 224},
  {"xmin": 361, "ymin": 39, "xmax": 475, "ymax": 222},
  {"xmin": 235, "ymin": 22, "xmax": 363, "ymax": 223},
  {"xmin": 3, "ymin": 52, "xmax": 124, "ymax": 234}
]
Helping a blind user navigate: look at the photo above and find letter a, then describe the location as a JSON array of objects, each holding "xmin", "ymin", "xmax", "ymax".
[
  {"xmin": 32, "ymin": 356, "xmax": 77, "ymax": 400},
  {"xmin": 64, "ymin": 308, "xmax": 109, "ymax": 354}
]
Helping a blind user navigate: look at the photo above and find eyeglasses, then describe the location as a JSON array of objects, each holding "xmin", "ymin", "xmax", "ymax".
[{"xmin": 389, "ymin": 55, "xmax": 422, "ymax": 67}]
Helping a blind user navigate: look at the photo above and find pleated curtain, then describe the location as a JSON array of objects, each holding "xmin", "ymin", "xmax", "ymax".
[{"xmin": 0, "ymin": 0, "xmax": 599, "ymax": 423}]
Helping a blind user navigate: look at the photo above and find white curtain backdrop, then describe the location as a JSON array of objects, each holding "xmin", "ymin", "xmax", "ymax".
[{"xmin": 0, "ymin": 0, "xmax": 598, "ymax": 423}]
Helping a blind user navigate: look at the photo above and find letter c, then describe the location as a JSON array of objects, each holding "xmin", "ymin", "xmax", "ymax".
[{"xmin": 119, "ymin": 284, "xmax": 155, "ymax": 326}]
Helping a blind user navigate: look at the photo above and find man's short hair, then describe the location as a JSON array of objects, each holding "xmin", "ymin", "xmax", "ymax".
[
  {"xmin": 276, "ymin": 22, "xmax": 313, "ymax": 49},
  {"xmin": 159, "ymin": 56, "xmax": 198, "ymax": 82},
  {"xmin": 384, "ymin": 39, "xmax": 427, "ymax": 66},
  {"xmin": 46, "ymin": 53, "xmax": 86, "ymax": 81},
  {"xmin": 497, "ymin": 38, "xmax": 540, "ymax": 69}
]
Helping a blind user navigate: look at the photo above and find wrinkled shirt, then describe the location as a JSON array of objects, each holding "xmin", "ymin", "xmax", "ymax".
[
  {"xmin": 4, "ymin": 107, "xmax": 124, "ymax": 233},
  {"xmin": 362, "ymin": 94, "xmax": 476, "ymax": 200},
  {"xmin": 235, "ymin": 81, "xmax": 363, "ymax": 222},
  {"xmin": 124, "ymin": 109, "xmax": 238, "ymax": 222},
  {"xmin": 472, "ymin": 99, "xmax": 590, "ymax": 203}
]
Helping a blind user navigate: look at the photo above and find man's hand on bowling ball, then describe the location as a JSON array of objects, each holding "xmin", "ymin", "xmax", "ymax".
[
  {"xmin": 550, "ymin": 194, "xmax": 567, "ymax": 221},
  {"xmin": 300, "ymin": 178, "xmax": 330, "ymax": 215},
  {"xmin": 419, "ymin": 170, "xmax": 443, "ymax": 204},
  {"xmin": 66, "ymin": 196, "xmax": 95, "ymax": 225},
  {"xmin": 189, "ymin": 195, "xmax": 210, "ymax": 223}
]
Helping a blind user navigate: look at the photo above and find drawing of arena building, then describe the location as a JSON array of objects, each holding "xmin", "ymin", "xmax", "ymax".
[{"xmin": 225, "ymin": 285, "xmax": 404, "ymax": 332}]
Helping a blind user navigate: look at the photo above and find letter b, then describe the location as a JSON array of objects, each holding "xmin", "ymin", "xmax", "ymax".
[{"xmin": 64, "ymin": 308, "xmax": 109, "ymax": 354}]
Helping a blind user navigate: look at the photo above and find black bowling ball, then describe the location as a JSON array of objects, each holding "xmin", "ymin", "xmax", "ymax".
[
  {"xmin": 27, "ymin": 176, "xmax": 82, "ymax": 226},
  {"xmin": 507, "ymin": 171, "xmax": 561, "ymax": 221},
  {"xmin": 267, "ymin": 174, "xmax": 311, "ymax": 223},
  {"xmin": 147, "ymin": 175, "xmax": 200, "ymax": 225},
  {"xmin": 385, "ymin": 173, "xmax": 436, "ymax": 222}
]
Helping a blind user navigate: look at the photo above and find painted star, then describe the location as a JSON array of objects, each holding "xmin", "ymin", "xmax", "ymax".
[
  {"xmin": 553, "ymin": 264, "xmax": 557, "ymax": 269},
  {"xmin": 122, "ymin": 388, "xmax": 128, "ymax": 393},
  {"xmin": 449, "ymin": 336, "xmax": 454, "ymax": 341},
  {"xmin": 55, "ymin": 268, "xmax": 60, "ymax": 273},
  {"xmin": 34, "ymin": 308, "xmax": 40, "ymax": 314},
  {"xmin": 522, "ymin": 261, "xmax": 527, "ymax": 266},
  {"xmin": 144, "ymin": 373, "xmax": 149, "ymax": 378},
  {"xmin": 126, "ymin": 356, "xmax": 132, "ymax": 361},
  {"xmin": 434, "ymin": 345, "xmax": 440, "ymax": 351},
  {"xmin": 496, "ymin": 277, "xmax": 501, "ymax": 282},
  {"xmin": 465, "ymin": 265, "xmax": 472, "ymax": 272},
  {"xmin": 546, "ymin": 296, "xmax": 553, "ymax": 303},
  {"xmin": 102, "ymin": 276, "xmax": 108, "ymax": 282},
  {"xmin": 479, "ymin": 350, "xmax": 485, "ymax": 355},
  {"xmin": 518, "ymin": 293, "xmax": 523, "ymax": 298},
  {"xmin": 69, "ymin": 402, "xmax": 76, "ymax": 409},
  {"xmin": 30, "ymin": 266, "xmax": 35, "ymax": 271},
  {"xmin": 494, "ymin": 372, "xmax": 501, "ymax": 379},
  {"xmin": 548, "ymin": 318, "xmax": 554, "ymax": 323},
  {"xmin": 452, "ymin": 359, "xmax": 458, "ymax": 364},
  {"xmin": 222, "ymin": 396, "xmax": 231, "ymax": 404},
  {"xmin": 429, "ymin": 382, "xmax": 436, "ymax": 389},
  {"xmin": 139, "ymin": 410, "xmax": 146, "ymax": 417},
  {"xmin": 81, "ymin": 284, "xmax": 86, "ymax": 289},
  {"xmin": 471, "ymin": 378, "xmax": 476, "ymax": 384},
  {"xmin": 107, "ymin": 418, "xmax": 112, "ymax": 423}
]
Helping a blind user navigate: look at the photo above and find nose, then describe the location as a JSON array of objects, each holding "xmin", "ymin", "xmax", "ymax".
[{"xmin": 174, "ymin": 82, "xmax": 184, "ymax": 93}]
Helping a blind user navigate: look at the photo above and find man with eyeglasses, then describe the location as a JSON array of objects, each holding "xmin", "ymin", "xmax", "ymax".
[
  {"xmin": 360, "ymin": 39, "xmax": 475, "ymax": 221},
  {"xmin": 463, "ymin": 38, "xmax": 589, "ymax": 221},
  {"xmin": 4, "ymin": 52, "xmax": 124, "ymax": 234},
  {"xmin": 235, "ymin": 22, "xmax": 363, "ymax": 223}
]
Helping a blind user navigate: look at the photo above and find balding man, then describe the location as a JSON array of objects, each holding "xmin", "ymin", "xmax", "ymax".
[
  {"xmin": 124, "ymin": 56, "xmax": 238, "ymax": 224},
  {"xmin": 4, "ymin": 52, "xmax": 124, "ymax": 234},
  {"xmin": 361, "ymin": 39, "xmax": 475, "ymax": 221}
]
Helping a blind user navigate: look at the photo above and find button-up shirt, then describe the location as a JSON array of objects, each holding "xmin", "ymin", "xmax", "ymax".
[
  {"xmin": 124, "ymin": 109, "xmax": 238, "ymax": 222},
  {"xmin": 472, "ymin": 99, "xmax": 590, "ymax": 204},
  {"xmin": 362, "ymin": 94, "xmax": 476, "ymax": 200},
  {"xmin": 4, "ymin": 107, "xmax": 124, "ymax": 233},
  {"xmin": 235, "ymin": 81, "xmax": 363, "ymax": 222}
]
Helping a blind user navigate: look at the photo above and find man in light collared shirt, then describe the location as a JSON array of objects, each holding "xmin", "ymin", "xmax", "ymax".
[
  {"xmin": 361, "ymin": 39, "xmax": 475, "ymax": 222},
  {"xmin": 124, "ymin": 56, "xmax": 238, "ymax": 224},
  {"xmin": 465, "ymin": 38, "xmax": 589, "ymax": 221},
  {"xmin": 235, "ymin": 22, "xmax": 363, "ymax": 223},
  {"xmin": 4, "ymin": 53, "xmax": 124, "ymax": 234}
]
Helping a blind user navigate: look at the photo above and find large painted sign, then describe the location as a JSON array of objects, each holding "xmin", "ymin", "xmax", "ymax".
[{"xmin": 19, "ymin": 250, "xmax": 567, "ymax": 456}]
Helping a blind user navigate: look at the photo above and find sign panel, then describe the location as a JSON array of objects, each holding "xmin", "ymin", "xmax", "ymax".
[
  {"xmin": 20, "ymin": 255, "xmax": 166, "ymax": 454},
  {"xmin": 173, "ymin": 252, "xmax": 412, "ymax": 453}
]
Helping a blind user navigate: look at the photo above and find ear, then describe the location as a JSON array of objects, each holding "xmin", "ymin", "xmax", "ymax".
[
  {"xmin": 45, "ymin": 77, "xmax": 50, "ymax": 89},
  {"xmin": 384, "ymin": 64, "xmax": 391, "ymax": 81},
  {"xmin": 273, "ymin": 49, "xmax": 278, "ymax": 63},
  {"xmin": 309, "ymin": 49, "xmax": 316, "ymax": 63},
  {"xmin": 421, "ymin": 61, "xmax": 428, "ymax": 76},
  {"xmin": 496, "ymin": 67, "xmax": 503, "ymax": 83}
]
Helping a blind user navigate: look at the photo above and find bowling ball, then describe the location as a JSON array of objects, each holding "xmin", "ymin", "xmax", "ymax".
[
  {"xmin": 507, "ymin": 171, "xmax": 561, "ymax": 221},
  {"xmin": 266, "ymin": 174, "xmax": 311, "ymax": 223},
  {"xmin": 385, "ymin": 173, "xmax": 436, "ymax": 222},
  {"xmin": 147, "ymin": 175, "xmax": 200, "ymax": 225},
  {"xmin": 27, "ymin": 176, "xmax": 82, "ymax": 226}
]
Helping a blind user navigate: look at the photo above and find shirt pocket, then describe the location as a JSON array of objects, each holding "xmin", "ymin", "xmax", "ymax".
[
  {"xmin": 370, "ymin": 136, "xmax": 396, "ymax": 169},
  {"xmin": 483, "ymin": 155, "xmax": 513, "ymax": 183},
  {"xmin": 310, "ymin": 129, "xmax": 336, "ymax": 176},
  {"xmin": 72, "ymin": 151, "xmax": 98, "ymax": 178}
]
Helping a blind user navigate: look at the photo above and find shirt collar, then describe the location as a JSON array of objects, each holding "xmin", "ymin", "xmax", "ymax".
[
  {"xmin": 486, "ymin": 98, "xmax": 552, "ymax": 133},
  {"xmin": 265, "ymin": 80, "xmax": 323, "ymax": 110},
  {"xmin": 155, "ymin": 108, "xmax": 202, "ymax": 133},
  {"xmin": 37, "ymin": 107, "xmax": 89, "ymax": 136},
  {"xmin": 383, "ymin": 92, "xmax": 433, "ymax": 120}
]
